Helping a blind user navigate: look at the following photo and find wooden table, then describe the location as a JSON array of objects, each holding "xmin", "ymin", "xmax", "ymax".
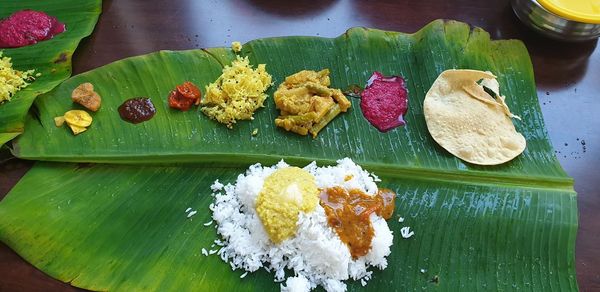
[{"xmin": 1, "ymin": 0, "xmax": 598, "ymax": 290}]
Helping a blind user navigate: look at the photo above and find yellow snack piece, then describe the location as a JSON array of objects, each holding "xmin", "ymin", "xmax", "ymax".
[
  {"xmin": 60, "ymin": 109, "xmax": 93, "ymax": 135},
  {"xmin": 64, "ymin": 110, "xmax": 92, "ymax": 128},
  {"xmin": 255, "ymin": 167, "xmax": 318, "ymax": 243},
  {"xmin": 54, "ymin": 116, "xmax": 65, "ymax": 127},
  {"xmin": 68, "ymin": 124, "xmax": 87, "ymax": 135}
]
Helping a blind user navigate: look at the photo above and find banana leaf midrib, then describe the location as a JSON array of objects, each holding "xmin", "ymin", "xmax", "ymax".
[{"xmin": 12, "ymin": 152, "xmax": 574, "ymax": 190}]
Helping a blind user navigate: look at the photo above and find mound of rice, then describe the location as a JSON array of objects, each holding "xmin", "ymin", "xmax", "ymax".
[{"xmin": 209, "ymin": 158, "xmax": 394, "ymax": 292}]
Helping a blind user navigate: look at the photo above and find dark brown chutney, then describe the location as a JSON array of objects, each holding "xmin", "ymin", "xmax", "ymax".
[{"xmin": 118, "ymin": 97, "xmax": 156, "ymax": 124}]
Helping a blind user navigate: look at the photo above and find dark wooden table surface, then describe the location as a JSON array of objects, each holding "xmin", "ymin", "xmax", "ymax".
[{"xmin": 1, "ymin": 0, "xmax": 598, "ymax": 291}]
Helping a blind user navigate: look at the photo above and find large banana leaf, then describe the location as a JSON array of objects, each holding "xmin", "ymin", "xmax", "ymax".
[
  {"xmin": 0, "ymin": 0, "xmax": 102, "ymax": 146},
  {"xmin": 13, "ymin": 21, "xmax": 570, "ymax": 186},
  {"xmin": 0, "ymin": 162, "xmax": 577, "ymax": 291},
  {"xmin": 1, "ymin": 20, "xmax": 577, "ymax": 291}
]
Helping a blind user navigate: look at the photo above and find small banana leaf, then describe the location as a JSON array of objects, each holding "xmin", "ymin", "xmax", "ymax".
[
  {"xmin": 0, "ymin": 0, "xmax": 102, "ymax": 146},
  {"xmin": 0, "ymin": 162, "xmax": 577, "ymax": 291},
  {"xmin": 1, "ymin": 20, "xmax": 577, "ymax": 291}
]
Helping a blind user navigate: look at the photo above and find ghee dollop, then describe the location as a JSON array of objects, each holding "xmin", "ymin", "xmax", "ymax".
[{"xmin": 256, "ymin": 167, "xmax": 319, "ymax": 243}]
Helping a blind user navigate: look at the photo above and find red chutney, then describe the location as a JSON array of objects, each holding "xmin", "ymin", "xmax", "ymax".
[
  {"xmin": 319, "ymin": 187, "xmax": 395, "ymax": 259},
  {"xmin": 168, "ymin": 81, "xmax": 201, "ymax": 111},
  {"xmin": 0, "ymin": 10, "xmax": 66, "ymax": 48},
  {"xmin": 360, "ymin": 71, "xmax": 408, "ymax": 132}
]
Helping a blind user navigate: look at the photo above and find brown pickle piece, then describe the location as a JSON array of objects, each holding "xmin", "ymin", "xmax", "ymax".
[
  {"xmin": 319, "ymin": 187, "xmax": 396, "ymax": 259},
  {"xmin": 118, "ymin": 97, "xmax": 156, "ymax": 124},
  {"xmin": 72, "ymin": 82, "xmax": 101, "ymax": 112}
]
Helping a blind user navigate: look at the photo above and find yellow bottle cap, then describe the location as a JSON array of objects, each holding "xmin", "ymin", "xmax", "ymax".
[{"xmin": 537, "ymin": 0, "xmax": 600, "ymax": 24}]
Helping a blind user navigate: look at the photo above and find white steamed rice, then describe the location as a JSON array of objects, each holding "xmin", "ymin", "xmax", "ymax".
[{"xmin": 209, "ymin": 158, "xmax": 394, "ymax": 292}]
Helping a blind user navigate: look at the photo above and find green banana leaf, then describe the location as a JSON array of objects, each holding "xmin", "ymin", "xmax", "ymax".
[
  {"xmin": 0, "ymin": 0, "xmax": 102, "ymax": 146},
  {"xmin": 13, "ymin": 21, "xmax": 569, "ymax": 186},
  {"xmin": 0, "ymin": 162, "xmax": 577, "ymax": 291},
  {"xmin": 1, "ymin": 20, "xmax": 577, "ymax": 291}
]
